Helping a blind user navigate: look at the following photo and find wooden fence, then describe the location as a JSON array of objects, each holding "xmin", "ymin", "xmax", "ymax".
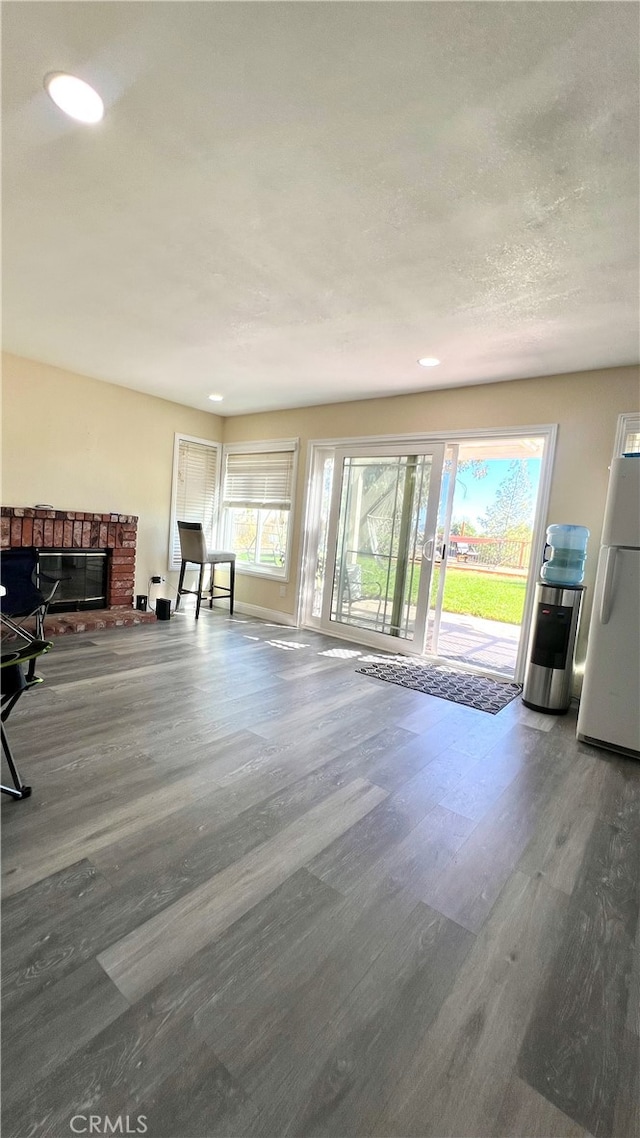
[{"xmin": 449, "ymin": 535, "xmax": 532, "ymax": 570}]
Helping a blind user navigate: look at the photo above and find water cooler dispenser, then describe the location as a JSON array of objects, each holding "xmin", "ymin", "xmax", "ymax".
[{"xmin": 522, "ymin": 526, "xmax": 589, "ymax": 714}]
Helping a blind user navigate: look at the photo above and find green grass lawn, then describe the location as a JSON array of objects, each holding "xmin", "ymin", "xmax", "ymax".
[
  {"xmin": 358, "ymin": 558, "xmax": 527, "ymax": 625},
  {"xmin": 437, "ymin": 568, "xmax": 527, "ymax": 624}
]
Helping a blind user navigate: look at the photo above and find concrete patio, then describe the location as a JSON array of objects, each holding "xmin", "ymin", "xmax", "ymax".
[
  {"xmin": 431, "ymin": 612, "xmax": 521, "ymax": 675},
  {"xmin": 345, "ymin": 601, "xmax": 521, "ymax": 676}
]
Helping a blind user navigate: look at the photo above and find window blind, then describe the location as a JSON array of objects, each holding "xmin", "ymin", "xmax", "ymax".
[
  {"xmin": 172, "ymin": 439, "xmax": 218, "ymax": 565},
  {"xmin": 223, "ymin": 449, "xmax": 295, "ymax": 511},
  {"xmin": 622, "ymin": 429, "xmax": 640, "ymax": 456}
]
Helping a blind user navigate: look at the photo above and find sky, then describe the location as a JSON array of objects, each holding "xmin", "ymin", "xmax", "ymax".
[{"xmin": 447, "ymin": 458, "xmax": 542, "ymax": 530}]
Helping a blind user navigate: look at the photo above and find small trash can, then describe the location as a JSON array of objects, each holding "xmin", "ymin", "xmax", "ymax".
[
  {"xmin": 155, "ymin": 597, "xmax": 172, "ymax": 621},
  {"xmin": 522, "ymin": 583, "xmax": 584, "ymax": 714}
]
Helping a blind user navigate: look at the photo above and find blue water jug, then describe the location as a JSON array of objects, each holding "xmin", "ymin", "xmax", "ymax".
[{"xmin": 540, "ymin": 524, "xmax": 590, "ymax": 586}]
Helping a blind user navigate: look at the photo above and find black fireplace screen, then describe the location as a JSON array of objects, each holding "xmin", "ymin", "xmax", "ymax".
[{"xmin": 39, "ymin": 551, "xmax": 108, "ymax": 612}]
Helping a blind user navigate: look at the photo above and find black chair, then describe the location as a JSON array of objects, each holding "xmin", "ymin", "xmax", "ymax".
[
  {"xmin": 175, "ymin": 522, "xmax": 236, "ymax": 620},
  {"xmin": 0, "ymin": 548, "xmax": 58, "ymax": 682},
  {"xmin": 1, "ymin": 636, "xmax": 53, "ymax": 799}
]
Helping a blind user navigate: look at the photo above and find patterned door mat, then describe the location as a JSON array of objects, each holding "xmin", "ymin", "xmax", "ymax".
[{"xmin": 356, "ymin": 659, "xmax": 522, "ymax": 714}]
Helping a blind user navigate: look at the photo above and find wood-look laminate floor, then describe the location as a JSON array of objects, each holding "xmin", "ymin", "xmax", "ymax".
[{"xmin": 2, "ymin": 612, "xmax": 638, "ymax": 1138}]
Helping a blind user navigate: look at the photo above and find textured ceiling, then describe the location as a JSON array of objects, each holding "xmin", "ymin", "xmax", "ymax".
[{"xmin": 2, "ymin": 1, "xmax": 639, "ymax": 415}]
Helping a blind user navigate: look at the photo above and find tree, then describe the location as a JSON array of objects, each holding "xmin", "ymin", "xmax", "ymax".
[
  {"xmin": 444, "ymin": 456, "xmax": 488, "ymax": 487},
  {"xmin": 444, "ymin": 459, "xmax": 487, "ymax": 541},
  {"xmin": 480, "ymin": 460, "xmax": 534, "ymax": 537},
  {"xmin": 457, "ymin": 459, "xmax": 488, "ymax": 480}
]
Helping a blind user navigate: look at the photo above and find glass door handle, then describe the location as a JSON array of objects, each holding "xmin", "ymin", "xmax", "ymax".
[{"xmin": 422, "ymin": 537, "xmax": 435, "ymax": 561}]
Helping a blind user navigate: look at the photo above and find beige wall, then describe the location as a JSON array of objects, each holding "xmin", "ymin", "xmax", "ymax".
[
  {"xmin": 2, "ymin": 353, "xmax": 639, "ymax": 674},
  {"xmin": 1, "ymin": 353, "xmax": 222, "ymax": 590},
  {"xmin": 224, "ymin": 365, "xmax": 640, "ymax": 670}
]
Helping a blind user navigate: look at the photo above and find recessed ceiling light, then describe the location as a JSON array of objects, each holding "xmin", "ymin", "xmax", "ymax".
[
  {"xmin": 208, "ymin": 393, "xmax": 224, "ymax": 402},
  {"xmin": 418, "ymin": 357, "xmax": 440, "ymax": 367},
  {"xmin": 44, "ymin": 73, "xmax": 104, "ymax": 124}
]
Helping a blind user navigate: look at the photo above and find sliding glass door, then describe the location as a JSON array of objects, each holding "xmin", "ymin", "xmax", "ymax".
[
  {"xmin": 320, "ymin": 443, "xmax": 445, "ymax": 653},
  {"xmin": 304, "ymin": 430, "xmax": 553, "ymax": 679},
  {"xmin": 425, "ymin": 435, "xmax": 547, "ymax": 676}
]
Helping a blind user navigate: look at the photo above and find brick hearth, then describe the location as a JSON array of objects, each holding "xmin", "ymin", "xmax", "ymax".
[
  {"xmin": 42, "ymin": 609, "xmax": 156, "ymax": 634},
  {"xmin": 1, "ymin": 506, "xmax": 138, "ymax": 610}
]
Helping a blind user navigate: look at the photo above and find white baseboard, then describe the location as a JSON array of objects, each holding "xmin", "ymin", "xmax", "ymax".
[{"xmin": 216, "ymin": 599, "xmax": 299, "ymax": 627}]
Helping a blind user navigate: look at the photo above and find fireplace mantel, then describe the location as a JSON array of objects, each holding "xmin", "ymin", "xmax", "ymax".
[{"xmin": 1, "ymin": 506, "xmax": 138, "ymax": 609}]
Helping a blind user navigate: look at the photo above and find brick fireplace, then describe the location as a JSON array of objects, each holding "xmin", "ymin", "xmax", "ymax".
[{"xmin": 1, "ymin": 507, "xmax": 137, "ymax": 609}]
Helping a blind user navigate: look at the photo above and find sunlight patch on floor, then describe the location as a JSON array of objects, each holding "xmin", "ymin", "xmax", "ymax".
[
  {"xmin": 268, "ymin": 640, "xmax": 309, "ymax": 651},
  {"xmin": 319, "ymin": 648, "xmax": 362, "ymax": 659}
]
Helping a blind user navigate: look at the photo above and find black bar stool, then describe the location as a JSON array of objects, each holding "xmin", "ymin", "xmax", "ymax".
[{"xmin": 175, "ymin": 522, "xmax": 236, "ymax": 619}]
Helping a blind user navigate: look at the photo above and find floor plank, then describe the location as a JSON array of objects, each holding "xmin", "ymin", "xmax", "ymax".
[
  {"xmin": 244, "ymin": 902, "xmax": 475, "ymax": 1137},
  {"xmin": 418, "ymin": 725, "xmax": 578, "ymax": 932},
  {"xmin": 374, "ymin": 871, "xmax": 570, "ymax": 1137},
  {"xmin": 1, "ymin": 958, "xmax": 129, "ymax": 1108},
  {"xmin": 517, "ymin": 792, "xmax": 640, "ymax": 1137},
  {"xmin": 97, "ymin": 778, "xmax": 388, "ymax": 1001},
  {"xmin": 492, "ymin": 1076, "xmax": 592, "ymax": 1137}
]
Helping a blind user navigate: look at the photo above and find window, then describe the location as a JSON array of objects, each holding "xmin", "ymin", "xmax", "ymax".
[
  {"xmin": 619, "ymin": 415, "xmax": 640, "ymax": 456},
  {"xmin": 169, "ymin": 435, "xmax": 220, "ymax": 570},
  {"xmin": 222, "ymin": 440, "xmax": 298, "ymax": 577}
]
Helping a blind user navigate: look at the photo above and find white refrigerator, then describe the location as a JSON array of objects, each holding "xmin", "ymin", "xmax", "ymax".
[{"xmin": 577, "ymin": 455, "xmax": 640, "ymax": 757}]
